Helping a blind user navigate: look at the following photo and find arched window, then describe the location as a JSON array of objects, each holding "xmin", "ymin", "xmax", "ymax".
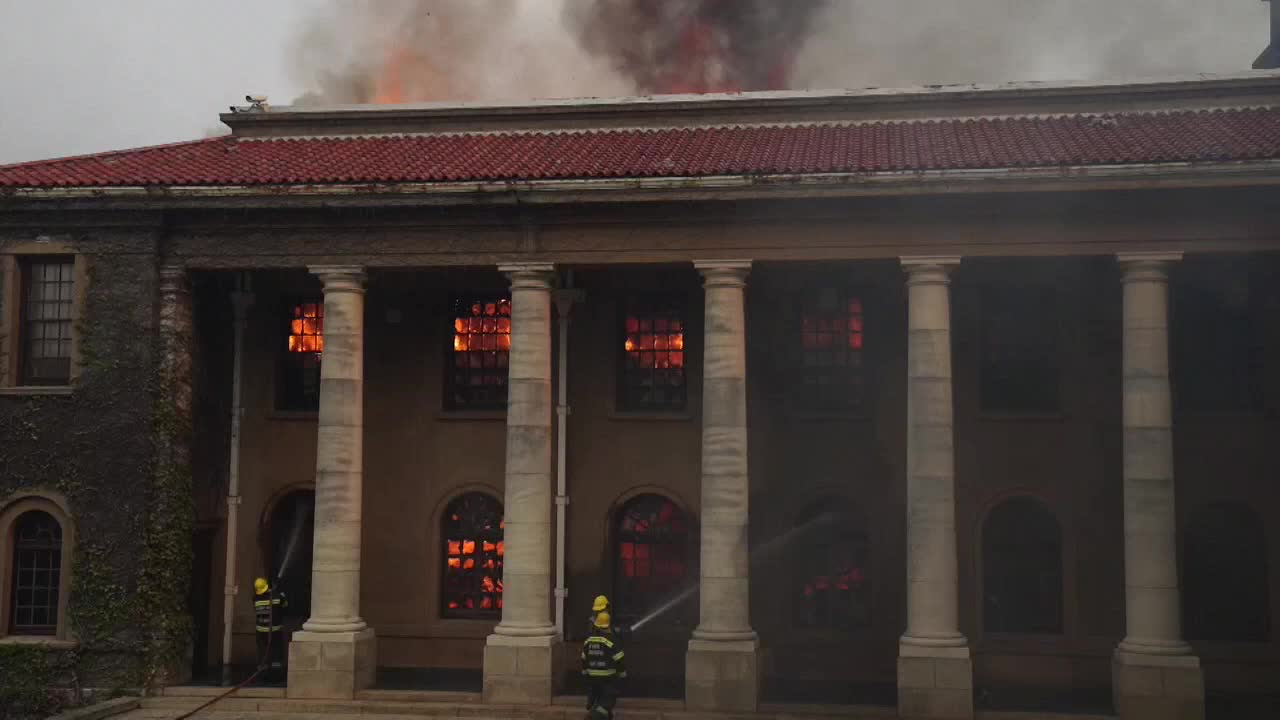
[
  {"xmin": 264, "ymin": 490, "xmax": 314, "ymax": 625},
  {"xmin": 982, "ymin": 497, "xmax": 1063, "ymax": 634},
  {"xmin": 441, "ymin": 493, "xmax": 504, "ymax": 618},
  {"xmin": 612, "ymin": 494, "xmax": 690, "ymax": 625},
  {"xmin": 1183, "ymin": 503, "xmax": 1270, "ymax": 642},
  {"xmin": 793, "ymin": 499, "xmax": 870, "ymax": 630},
  {"xmin": 9, "ymin": 511, "xmax": 63, "ymax": 635}
]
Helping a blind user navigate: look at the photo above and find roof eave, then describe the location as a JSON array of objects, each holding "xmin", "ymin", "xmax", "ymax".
[{"xmin": 3, "ymin": 160, "xmax": 1280, "ymax": 210}]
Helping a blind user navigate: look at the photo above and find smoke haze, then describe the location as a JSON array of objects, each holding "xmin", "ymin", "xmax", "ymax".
[{"xmin": 288, "ymin": 0, "xmax": 1269, "ymax": 105}]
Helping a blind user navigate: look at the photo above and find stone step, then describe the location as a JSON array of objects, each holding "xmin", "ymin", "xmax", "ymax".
[{"xmin": 136, "ymin": 690, "xmax": 1114, "ymax": 720}]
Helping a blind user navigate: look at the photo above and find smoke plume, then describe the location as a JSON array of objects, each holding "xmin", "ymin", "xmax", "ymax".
[
  {"xmin": 287, "ymin": 0, "xmax": 1268, "ymax": 106},
  {"xmin": 563, "ymin": 0, "xmax": 829, "ymax": 94}
]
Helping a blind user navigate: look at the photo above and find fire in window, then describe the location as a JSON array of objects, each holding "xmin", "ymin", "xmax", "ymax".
[
  {"xmin": 441, "ymin": 492, "xmax": 504, "ymax": 618},
  {"xmin": 613, "ymin": 494, "xmax": 690, "ymax": 626},
  {"xmin": 278, "ymin": 301, "xmax": 323, "ymax": 412},
  {"xmin": 619, "ymin": 297, "xmax": 686, "ymax": 412},
  {"xmin": 449, "ymin": 297, "xmax": 511, "ymax": 410},
  {"xmin": 793, "ymin": 501, "xmax": 870, "ymax": 631},
  {"xmin": 797, "ymin": 289, "xmax": 864, "ymax": 411}
]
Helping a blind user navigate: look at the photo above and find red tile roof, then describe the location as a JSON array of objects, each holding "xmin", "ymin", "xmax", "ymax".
[{"xmin": 2, "ymin": 108, "xmax": 1279, "ymax": 189}]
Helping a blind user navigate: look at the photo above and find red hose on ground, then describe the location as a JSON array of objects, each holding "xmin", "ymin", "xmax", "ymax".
[{"xmin": 172, "ymin": 588, "xmax": 278, "ymax": 720}]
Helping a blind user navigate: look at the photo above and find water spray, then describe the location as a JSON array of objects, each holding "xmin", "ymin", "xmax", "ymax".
[
  {"xmin": 274, "ymin": 503, "xmax": 312, "ymax": 582},
  {"xmin": 625, "ymin": 511, "xmax": 837, "ymax": 633}
]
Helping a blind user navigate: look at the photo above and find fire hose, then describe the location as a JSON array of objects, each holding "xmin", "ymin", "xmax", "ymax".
[{"xmin": 172, "ymin": 581, "xmax": 281, "ymax": 720}]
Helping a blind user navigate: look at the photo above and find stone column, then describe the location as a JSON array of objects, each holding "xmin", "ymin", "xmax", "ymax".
[
  {"xmin": 152, "ymin": 267, "xmax": 196, "ymax": 685},
  {"xmin": 483, "ymin": 263, "xmax": 563, "ymax": 705},
  {"xmin": 898, "ymin": 257, "xmax": 972, "ymax": 720},
  {"xmin": 1112, "ymin": 253, "xmax": 1204, "ymax": 720},
  {"xmin": 686, "ymin": 260, "xmax": 759, "ymax": 712},
  {"xmin": 287, "ymin": 266, "xmax": 376, "ymax": 699}
]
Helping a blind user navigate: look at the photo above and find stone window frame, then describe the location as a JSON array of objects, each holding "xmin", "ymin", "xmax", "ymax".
[
  {"xmin": 443, "ymin": 294, "xmax": 513, "ymax": 413},
  {"xmin": 0, "ymin": 492, "xmax": 76, "ymax": 646},
  {"xmin": 0, "ymin": 240, "xmax": 88, "ymax": 396},
  {"xmin": 976, "ymin": 493, "xmax": 1066, "ymax": 638},
  {"xmin": 438, "ymin": 489, "xmax": 505, "ymax": 621},
  {"xmin": 976, "ymin": 281, "xmax": 1063, "ymax": 416},
  {"xmin": 1181, "ymin": 501, "xmax": 1272, "ymax": 644},
  {"xmin": 615, "ymin": 293, "xmax": 691, "ymax": 414},
  {"xmin": 1170, "ymin": 257, "xmax": 1269, "ymax": 416},
  {"xmin": 257, "ymin": 485, "xmax": 315, "ymax": 628},
  {"xmin": 602, "ymin": 486, "xmax": 697, "ymax": 639},
  {"xmin": 789, "ymin": 496, "xmax": 873, "ymax": 633},
  {"xmin": 790, "ymin": 286, "xmax": 869, "ymax": 414},
  {"xmin": 609, "ymin": 491, "xmax": 693, "ymax": 629},
  {"xmin": 274, "ymin": 296, "xmax": 325, "ymax": 414}
]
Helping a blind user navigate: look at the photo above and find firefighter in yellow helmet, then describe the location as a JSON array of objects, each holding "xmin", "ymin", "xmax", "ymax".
[
  {"xmin": 588, "ymin": 595, "xmax": 610, "ymax": 634},
  {"xmin": 253, "ymin": 577, "xmax": 288, "ymax": 682},
  {"xmin": 581, "ymin": 611, "xmax": 626, "ymax": 720}
]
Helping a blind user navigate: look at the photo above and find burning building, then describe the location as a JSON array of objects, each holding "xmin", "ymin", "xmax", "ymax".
[{"xmin": 3, "ymin": 71, "xmax": 1280, "ymax": 720}]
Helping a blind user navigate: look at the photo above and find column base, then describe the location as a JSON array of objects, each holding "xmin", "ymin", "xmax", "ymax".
[
  {"xmin": 898, "ymin": 644, "xmax": 973, "ymax": 720},
  {"xmin": 482, "ymin": 633, "xmax": 564, "ymax": 705},
  {"xmin": 286, "ymin": 629, "xmax": 376, "ymax": 700},
  {"xmin": 685, "ymin": 638, "xmax": 760, "ymax": 712},
  {"xmin": 1112, "ymin": 649, "xmax": 1204, "ymax": 720}
]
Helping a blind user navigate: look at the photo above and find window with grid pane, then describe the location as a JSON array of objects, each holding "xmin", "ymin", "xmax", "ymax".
[
  {"xmin": 793, "ymin": 500, "xmax": 870, "ymax": 631},
  {"xmin": 619, "ymin": 297, "xmax": 686, "ymax": 412},
  {"xmin": 441, "ymin": 493, "xmax": 504, "ymax": 618},
  {"xmin": 613, "ymin": 495, "xmax": 689, "ymax": 627},
  {"xmin": 797, "ymin": 289, "xmax": 864, "ymax": 411},
  {"xmin": 982, "ymin": 497, "xmax": 1063, "ymax": 634},
  {"xmin": 9, "ymin": 511, "xmax": 62, "ymax": 635},
  {"xmin": 980, "ymin": 285, "xmax": 1059, "ymax": 413},
  {"xmin": 278, "ymin": 301, "xmax": 323, "ymax": 411},
  {"xmin": 448, "ymin": 297, "xmax": 511, "ymax": 411},
  {"xmin": 1173, "ymin": 269, "xmax": 1262, "ymax": 412},
  {"xmin": 19, "ymin": 259, "xmax": 74, "ymax": 385}
]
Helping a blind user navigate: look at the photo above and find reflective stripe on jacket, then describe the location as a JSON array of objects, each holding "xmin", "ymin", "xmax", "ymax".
[
  {"xmin": 581, "ymin": 634, "xmax": 626, "ymax": 679},
  {"xmin": 254, "ymin": 593, "xmax": 288, "ymax": 632}
]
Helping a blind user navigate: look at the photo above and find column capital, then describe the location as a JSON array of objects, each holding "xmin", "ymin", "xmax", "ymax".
[
  {"xmin": 500, "ymin": 262, "xmax": 556, "ymax": 289},
  {"xmin": 1118, "ymin": 252, "xmax": 1182, "ymax": 283},
  {"xmin": 694, "ymin": 259, "xmax": 751, "ymax": 287},
  {"xmin": 158, "ymin": 266, "xmax": 189, "ymax": 295},
  {"xmin": 309, "ymin": 265, "xmax": 367, "ymax": 294},
  {"xmin": 901, "ymin": 256, "xmax": 960, "ymax": 286}
]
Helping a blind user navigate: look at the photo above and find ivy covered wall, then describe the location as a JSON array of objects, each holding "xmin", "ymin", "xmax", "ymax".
[{"xmin": 0, "ymin": 227, "xmax": 196, "ymax": 717}]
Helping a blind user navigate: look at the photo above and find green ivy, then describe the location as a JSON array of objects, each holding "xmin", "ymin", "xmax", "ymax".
[
  {"xmin": 0, "ymin": 255, "xmax": 197, "ymax": 715},
  {"xmin": 0, "ymin": 645, "xmax": 72, "ymax": 719}
]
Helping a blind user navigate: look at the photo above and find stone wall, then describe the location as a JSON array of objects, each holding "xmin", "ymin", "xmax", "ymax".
[{"xmin": 0, "ymin": 228, "xmax": 171, "ymax": 713}]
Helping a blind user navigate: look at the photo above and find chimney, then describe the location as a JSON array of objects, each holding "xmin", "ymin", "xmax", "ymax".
[{"xmin": 1257, "ymin": 0, "xmax": 1279, "ymax": 69}]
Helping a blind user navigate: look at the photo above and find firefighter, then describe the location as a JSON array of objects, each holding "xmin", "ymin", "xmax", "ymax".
[
  {"xmin": 253, "ymin": 577, "xmax": 288, "ymax": 682},
  {"xmin": 581, "ymin": 611, "xmax": 626, "ymax": 720}
]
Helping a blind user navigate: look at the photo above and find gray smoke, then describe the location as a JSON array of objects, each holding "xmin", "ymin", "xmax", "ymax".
[
  {"xmin": 287, "ymin": 0, "xmax": 1267, "ymax": 105},
  {"xmin": 562, "ymin": 0, "xmax": 830, "ymax": 93}
]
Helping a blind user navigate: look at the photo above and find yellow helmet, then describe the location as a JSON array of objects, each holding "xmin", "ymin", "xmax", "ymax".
[
  {"xmin": 592, "ymin": 595, "xmax": 609, "ymax": 612},
  {"xmin": 254, "ymin": 577, "xmax": 269, "ymax": 595},
  {"xmin": 593, "ymin": 611, "xmax": 611, "ymax": 629}
]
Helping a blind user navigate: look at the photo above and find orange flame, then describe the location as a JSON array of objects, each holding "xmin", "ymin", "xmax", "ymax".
[{"xmin": 371, "ymin": 45, "xmax": 455, "ymax": 104}]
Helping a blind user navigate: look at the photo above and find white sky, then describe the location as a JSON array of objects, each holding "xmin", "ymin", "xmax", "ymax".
[{"xmin": 0, "ymin": 0, "xmax": 1271, "ymax": 165}]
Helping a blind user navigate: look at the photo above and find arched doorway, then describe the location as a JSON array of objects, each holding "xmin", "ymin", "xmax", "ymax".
[{"xmin": 261, "ymin": 489, "xmax": 314, "ymax": 627}]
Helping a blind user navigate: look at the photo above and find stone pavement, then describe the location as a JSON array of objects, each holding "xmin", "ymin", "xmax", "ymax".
[{"xmin": 114, "ymin": 687, "xmax": 1114, "ymax": 720}]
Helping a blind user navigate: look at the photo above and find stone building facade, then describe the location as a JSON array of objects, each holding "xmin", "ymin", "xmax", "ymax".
[{"xmin": 3, "ymin": 73, "xmax": 1280, "ymax": 719}]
